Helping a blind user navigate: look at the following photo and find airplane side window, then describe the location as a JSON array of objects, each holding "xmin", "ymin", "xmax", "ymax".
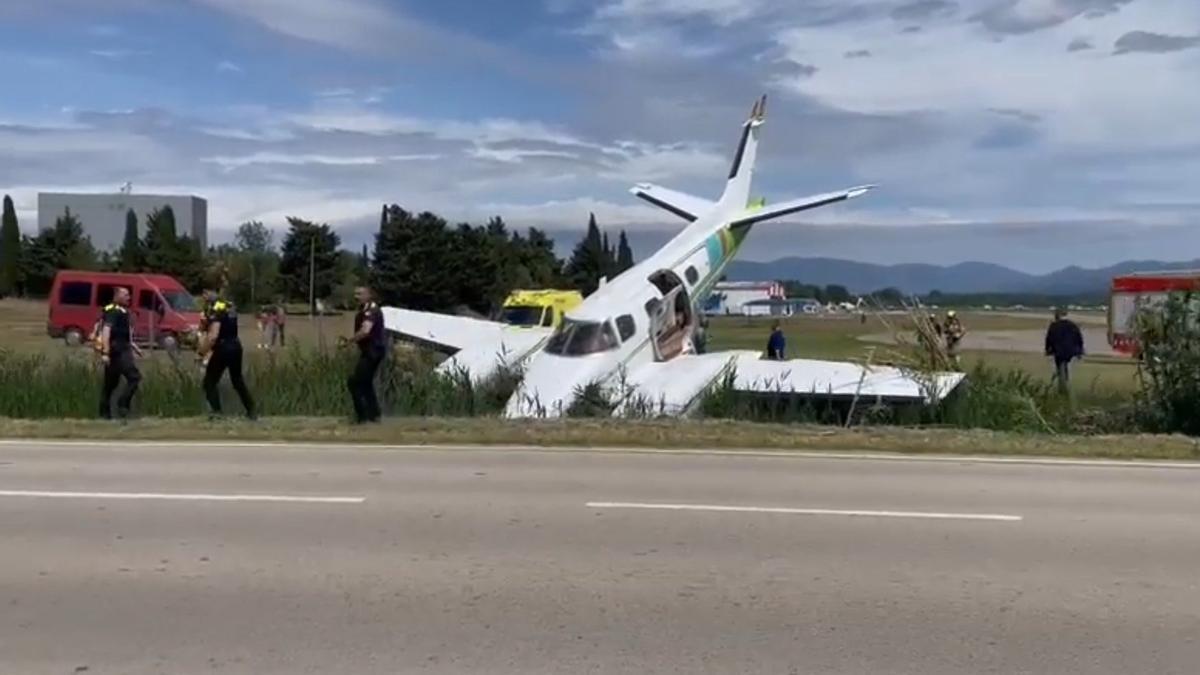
[
  {"xmin": 616, "ymin": 315, "xmax": 636, "ymax": 342},
  {"xmin": 685, "ymin": 266, "xmax": 699, "ymax": 286}
]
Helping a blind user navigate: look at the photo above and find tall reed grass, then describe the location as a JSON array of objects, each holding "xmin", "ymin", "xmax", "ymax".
[{"xmin": 0, "ymin": 346, "xmax": 517, "ymax": 419}]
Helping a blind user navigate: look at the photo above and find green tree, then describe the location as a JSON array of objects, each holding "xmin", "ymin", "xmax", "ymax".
[
  {"xmin": 17, "ymin": 208, "xmax": 98, "ymax": 295},
  {"xmin": 232, "ymin": 221, "xmax": 277, "ymax": 305},
  {"xmin": 0, "ymin": 195, "xmax": 21, "ymax": 296},
  {"xmin": 143, "ymin": 205, "xmax": 178, "ymax": 272},
  {"xmin": 117, "ymin": 209, "xmax": 144, "ymax": 272},
  {"xmin": 564, "ymin": 213, "xmax": 608, "ymax": 295},
  {"xmin": 278, "ymin": 217, "xmax": 341, "ymax": 312},
  {"xmin": 371, "ymin": 206, "xmax": 459, "ymax": 311},
  {"xmin": 356, "ymin": 243, "xmax": 370, "ymax": 285},
  {"xmin": 616, "ymin": 229, "xmax": 634, "ymax": 273},
  {"xmin": 823, "ymin": 284, "xmax": 852, "ymax": 304}
]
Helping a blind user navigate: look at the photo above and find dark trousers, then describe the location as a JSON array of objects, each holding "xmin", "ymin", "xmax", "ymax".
[
  {"xmin": 348, "ymin": 349, "xmax": 384, "ymax": 423},
  {"xmin": 99, "ymin": 350, "xmax": 140, "ymax": 419},
  {"xmin": 204, "ymin": 343, "xmax": 256, "ymax": 417},
  {"xmin": 1053, "ymin": 357, "xmax": 1072, "ymax": 394}
]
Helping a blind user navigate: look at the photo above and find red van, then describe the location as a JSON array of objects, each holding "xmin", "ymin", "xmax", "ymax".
[{"xmin": 47, "ymin": 271, "xmax": 203, "ymax": 350}]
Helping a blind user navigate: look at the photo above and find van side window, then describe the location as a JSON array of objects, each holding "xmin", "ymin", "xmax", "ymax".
[
  {"xmin": 616, "ymin": 315, "xmax": 637, "ymax": 341},
  {"xmin": 59, "ymin": 281, "xmax": 92, "ymax": 306},
  {"xmin": 97, "ymin": 284, "xmax": 131, "ymax": 307},
  {"xmin": 138, "ymin": 290, "xmax": 160, "ymax": 311},
  {"xmin": 685, "ymin": 266, "xmax": 699, "ymax": 285}
]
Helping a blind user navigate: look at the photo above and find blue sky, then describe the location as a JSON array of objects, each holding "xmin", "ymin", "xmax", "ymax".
[{"xmin": 3, "ymin": 0, "xmax": 1199, "ymax": 272}]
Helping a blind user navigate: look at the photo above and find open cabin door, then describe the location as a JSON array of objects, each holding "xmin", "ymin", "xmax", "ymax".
[{"xmin": 645, "ymin": 270, "xmax": 696, "ymax": 362}]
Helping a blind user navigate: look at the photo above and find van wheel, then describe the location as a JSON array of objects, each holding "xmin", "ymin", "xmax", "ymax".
[
  {"xmin": 64, "ymin": 327, "xmax": 85, "ymax": 347},
  {"xmin": 159, "ymin": 333, "xmax": 179, "ymax": 352}
]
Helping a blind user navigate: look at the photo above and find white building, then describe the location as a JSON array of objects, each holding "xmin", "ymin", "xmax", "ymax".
[
  {"xmin": 704, "ymin": 281, "xmax": 785, "ymax": 315},
  {"xmin": 38, "ymin": 192, "xmax": 207, "ymax": 252}
]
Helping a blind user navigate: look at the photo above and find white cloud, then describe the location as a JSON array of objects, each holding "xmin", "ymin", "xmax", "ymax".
[
  {"xmin": 596, "ymin": 0, "xmax": 768, "ymax": 26},
  {"xmin": 216, "ymin": 60, "xmax": 243, "ymax": 74},
  {"xmin": 201, "ymin": 152, "xmax": 439, "ymax": 170},
  {"xmin": 192, "ymin": 0, "xmax": 401, "ymax": 52},
  {"xmin": 89, "ymin": 48, "xmax": 148, "ymax": 59}
]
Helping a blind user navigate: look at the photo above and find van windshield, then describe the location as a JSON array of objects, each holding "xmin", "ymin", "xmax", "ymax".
[
  {"xmin": 543, "ymin": 319, "xmax": 619, "ymax": 356},
  {"xmin": 162, "ymin": 290, "xmax": 198, "ymax": 312},
  {"xmin": 500, "ymin": 305, "xmax": 544, "ymax": 327}
]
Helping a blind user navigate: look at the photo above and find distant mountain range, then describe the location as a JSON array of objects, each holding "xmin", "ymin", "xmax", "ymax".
[{"xmin": 725, "ymin": 257, "xmax": 1200, "ymax": 296}]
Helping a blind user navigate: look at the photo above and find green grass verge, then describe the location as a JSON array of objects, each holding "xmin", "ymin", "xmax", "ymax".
[{"xmin": 2, "ymin": 417, "xmax": 1198, "ymax": 461}]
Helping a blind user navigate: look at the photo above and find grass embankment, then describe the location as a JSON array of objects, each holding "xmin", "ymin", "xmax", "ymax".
[{"xmin": 1, "ymin": 416, "xmax": 1197, "ymax": 461}]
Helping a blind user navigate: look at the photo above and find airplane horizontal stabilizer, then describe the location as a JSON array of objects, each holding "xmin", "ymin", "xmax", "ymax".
[
  {"xmin": 728, "ymin": 185, "xmax": 875, "ymax": 228},
  {"xmin": 630, "ymin": 183, "xmax": 715, "ymax": 223}
]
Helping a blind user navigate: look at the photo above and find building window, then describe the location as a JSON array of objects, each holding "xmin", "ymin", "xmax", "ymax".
[
  {"xmin": 58, "ymin": 281, "xmax": 92, "ymax": 306},
  {"xmin": 685, "ymin": 266, "xmax": 699, "ymax": 285},
  {"xmin": 616, "ymin": 315, "xmax": 637, "ymax": 342}
]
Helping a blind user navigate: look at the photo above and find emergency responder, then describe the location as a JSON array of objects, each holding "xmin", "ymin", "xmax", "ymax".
[
  {"xmin": 347, "ymin": 286, "xmax": 386, "ymax": 424},
  {"xmin": 98, "ymin": 287, "xmax": 142, "ymax": 420},
  {"xmin": 198, "ymin": 290, "xmax": 256, "ymax": 419},
  {"xmin": 942, "ymin": 310, "xmax": 966, "ymax": 368},
  {"xmin": 1045, "ymin": 307, "xmax": 1084, "ymax": 394},
  {"xmin": 766, "ymin": 320, "xmax": 786, "ymax": 360}
]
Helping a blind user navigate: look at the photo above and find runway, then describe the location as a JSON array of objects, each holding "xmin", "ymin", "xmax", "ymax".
[{"xmin": 2, "ymin": 441, "xmax": 1198, "ymax": 674}]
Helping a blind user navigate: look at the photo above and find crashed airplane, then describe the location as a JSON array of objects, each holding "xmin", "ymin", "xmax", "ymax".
[{"xmin": 383, "ymin": 96, "xmax": 965, "ymax": 418}]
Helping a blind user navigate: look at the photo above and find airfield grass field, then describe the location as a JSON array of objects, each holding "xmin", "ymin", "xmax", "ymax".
[{"xmin": 0, "ymin": 298, "xmax": 1138, "ymax": 400}]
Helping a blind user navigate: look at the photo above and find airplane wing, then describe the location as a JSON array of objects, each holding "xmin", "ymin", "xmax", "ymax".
[
  {"xmin": 616, "ymin": 351, "xmax": 751, "ymax": 416},
  {"xmin": 729, "ymin": 353, "xmax": 964, "ymax": 403},
  {"xmin": 728, "ymin": 185, "xmax": 875, "ymax": 228},
  {"xmin": 381, "ymin": 306, "xmax": 551, "ymax": 382},
  {"xmin": 381, "ymin": 307, "xmax": 508, "ymax": 353},
  {"xmin": 615, "ymin": 350, "xmax": 963, "ymax": 417},
  {"xmin": 630, "ymin": 183, "xmax": 714, "ymax": 223}
]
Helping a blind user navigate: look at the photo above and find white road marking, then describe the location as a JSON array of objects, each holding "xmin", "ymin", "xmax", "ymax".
[
  {"xmin": 0, "ymin": 490, "xmax": 364, "ymax": 504},
  {"xmin": 586, "ymin": 501, "xmax": 1022, "ymax": 522},
  {"xmin": 1, "ymin": 439, "xmax": 1198, "ymax": 470}
]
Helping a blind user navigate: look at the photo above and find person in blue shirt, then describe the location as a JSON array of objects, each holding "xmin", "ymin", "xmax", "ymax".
[{"xmin": 766, "ymin": 320, "xmax": 786, "ymax": 360}]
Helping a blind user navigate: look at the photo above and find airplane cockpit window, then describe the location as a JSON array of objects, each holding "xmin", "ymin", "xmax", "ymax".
[
  {"xmin": 500, "ymin": 305, "xmax": 544, "ymax": 327},
  {"xmin": 544, "ymin": 319, "xmax": 619, "ymax": 356},
  {"xmin": 616, "ymin": 315, "xmax": 636, "ymax": 342}
]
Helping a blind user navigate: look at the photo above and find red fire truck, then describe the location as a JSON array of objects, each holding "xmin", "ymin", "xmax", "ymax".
[{"xmin": 1108, "ymin": 270, "xmax": 1200, "ymax": 355}]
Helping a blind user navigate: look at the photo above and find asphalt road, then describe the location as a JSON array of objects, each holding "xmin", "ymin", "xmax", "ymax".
[{"xmin": 1, "ymin": 442, "xmax": 1198, "ymax": 674}]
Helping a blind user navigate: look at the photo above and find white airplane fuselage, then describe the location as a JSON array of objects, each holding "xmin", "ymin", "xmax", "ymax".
[
  {"xmin": 500, "ymin": 97, "xmax": 872, "ymax": 417},
  {"xmin": 505, "ymin": 206, "xmax": 742, "ymax": 417}
]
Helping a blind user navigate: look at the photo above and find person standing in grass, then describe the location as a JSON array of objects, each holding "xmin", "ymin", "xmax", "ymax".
[
  {"xmin": 273, "ymin": 302, "xmax": 287, "ymax": 348},
  {"xmin": 198, "ymin": 290, "xmax": 257, "ymax": 420},
  {"xmin": 347, "ymin": 286, "xmax": 386, "ymax": 424},
  {"xmin": 766, "ymin": 320, "xmax": 786, "ymax": 360},
  {"xmin": 1045, "ymin": 307, "xmax": 1084, "ymax": 394},
  {"xmin": 942, "ymin": 310, "xmax": 966, "ymax": 368},
  {"xmin": 98, "ymin": 287, "xmax": 142, "ymax": 420}
]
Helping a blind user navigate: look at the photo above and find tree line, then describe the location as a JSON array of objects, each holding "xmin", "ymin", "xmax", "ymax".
[{"xmin": 0, "ymin": 194, "xmax": 636, "ymax": 316}]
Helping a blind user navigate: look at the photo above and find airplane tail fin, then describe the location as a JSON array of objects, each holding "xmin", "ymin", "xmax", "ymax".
[{"xmin": 718, "ymin": 95, "xmax": 767, "ymax": 209}]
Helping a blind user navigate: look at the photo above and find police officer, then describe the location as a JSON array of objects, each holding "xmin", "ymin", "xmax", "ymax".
[
  {"xmin": 98, "ymin": 287, "xmax": 142, "ymax": 420},
  {"xmin": 198, "ymin": 290, "xmax": 256, "ymax": 419},
  {"xmin": 347, "ymin": 286, "xmax": 386, "ymax": 424}
]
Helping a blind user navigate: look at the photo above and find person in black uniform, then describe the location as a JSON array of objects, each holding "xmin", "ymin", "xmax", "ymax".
[
  {"xmin": 98, "ymin": 287, "xmax": 142, "ymax": 420},
  {"xmin": 347, "ymin": 286, "xmax": 386, "ymax": 423},
  {"xmin": 199, "ymin": 290, "xmax": 256, "ymax": 419}
]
